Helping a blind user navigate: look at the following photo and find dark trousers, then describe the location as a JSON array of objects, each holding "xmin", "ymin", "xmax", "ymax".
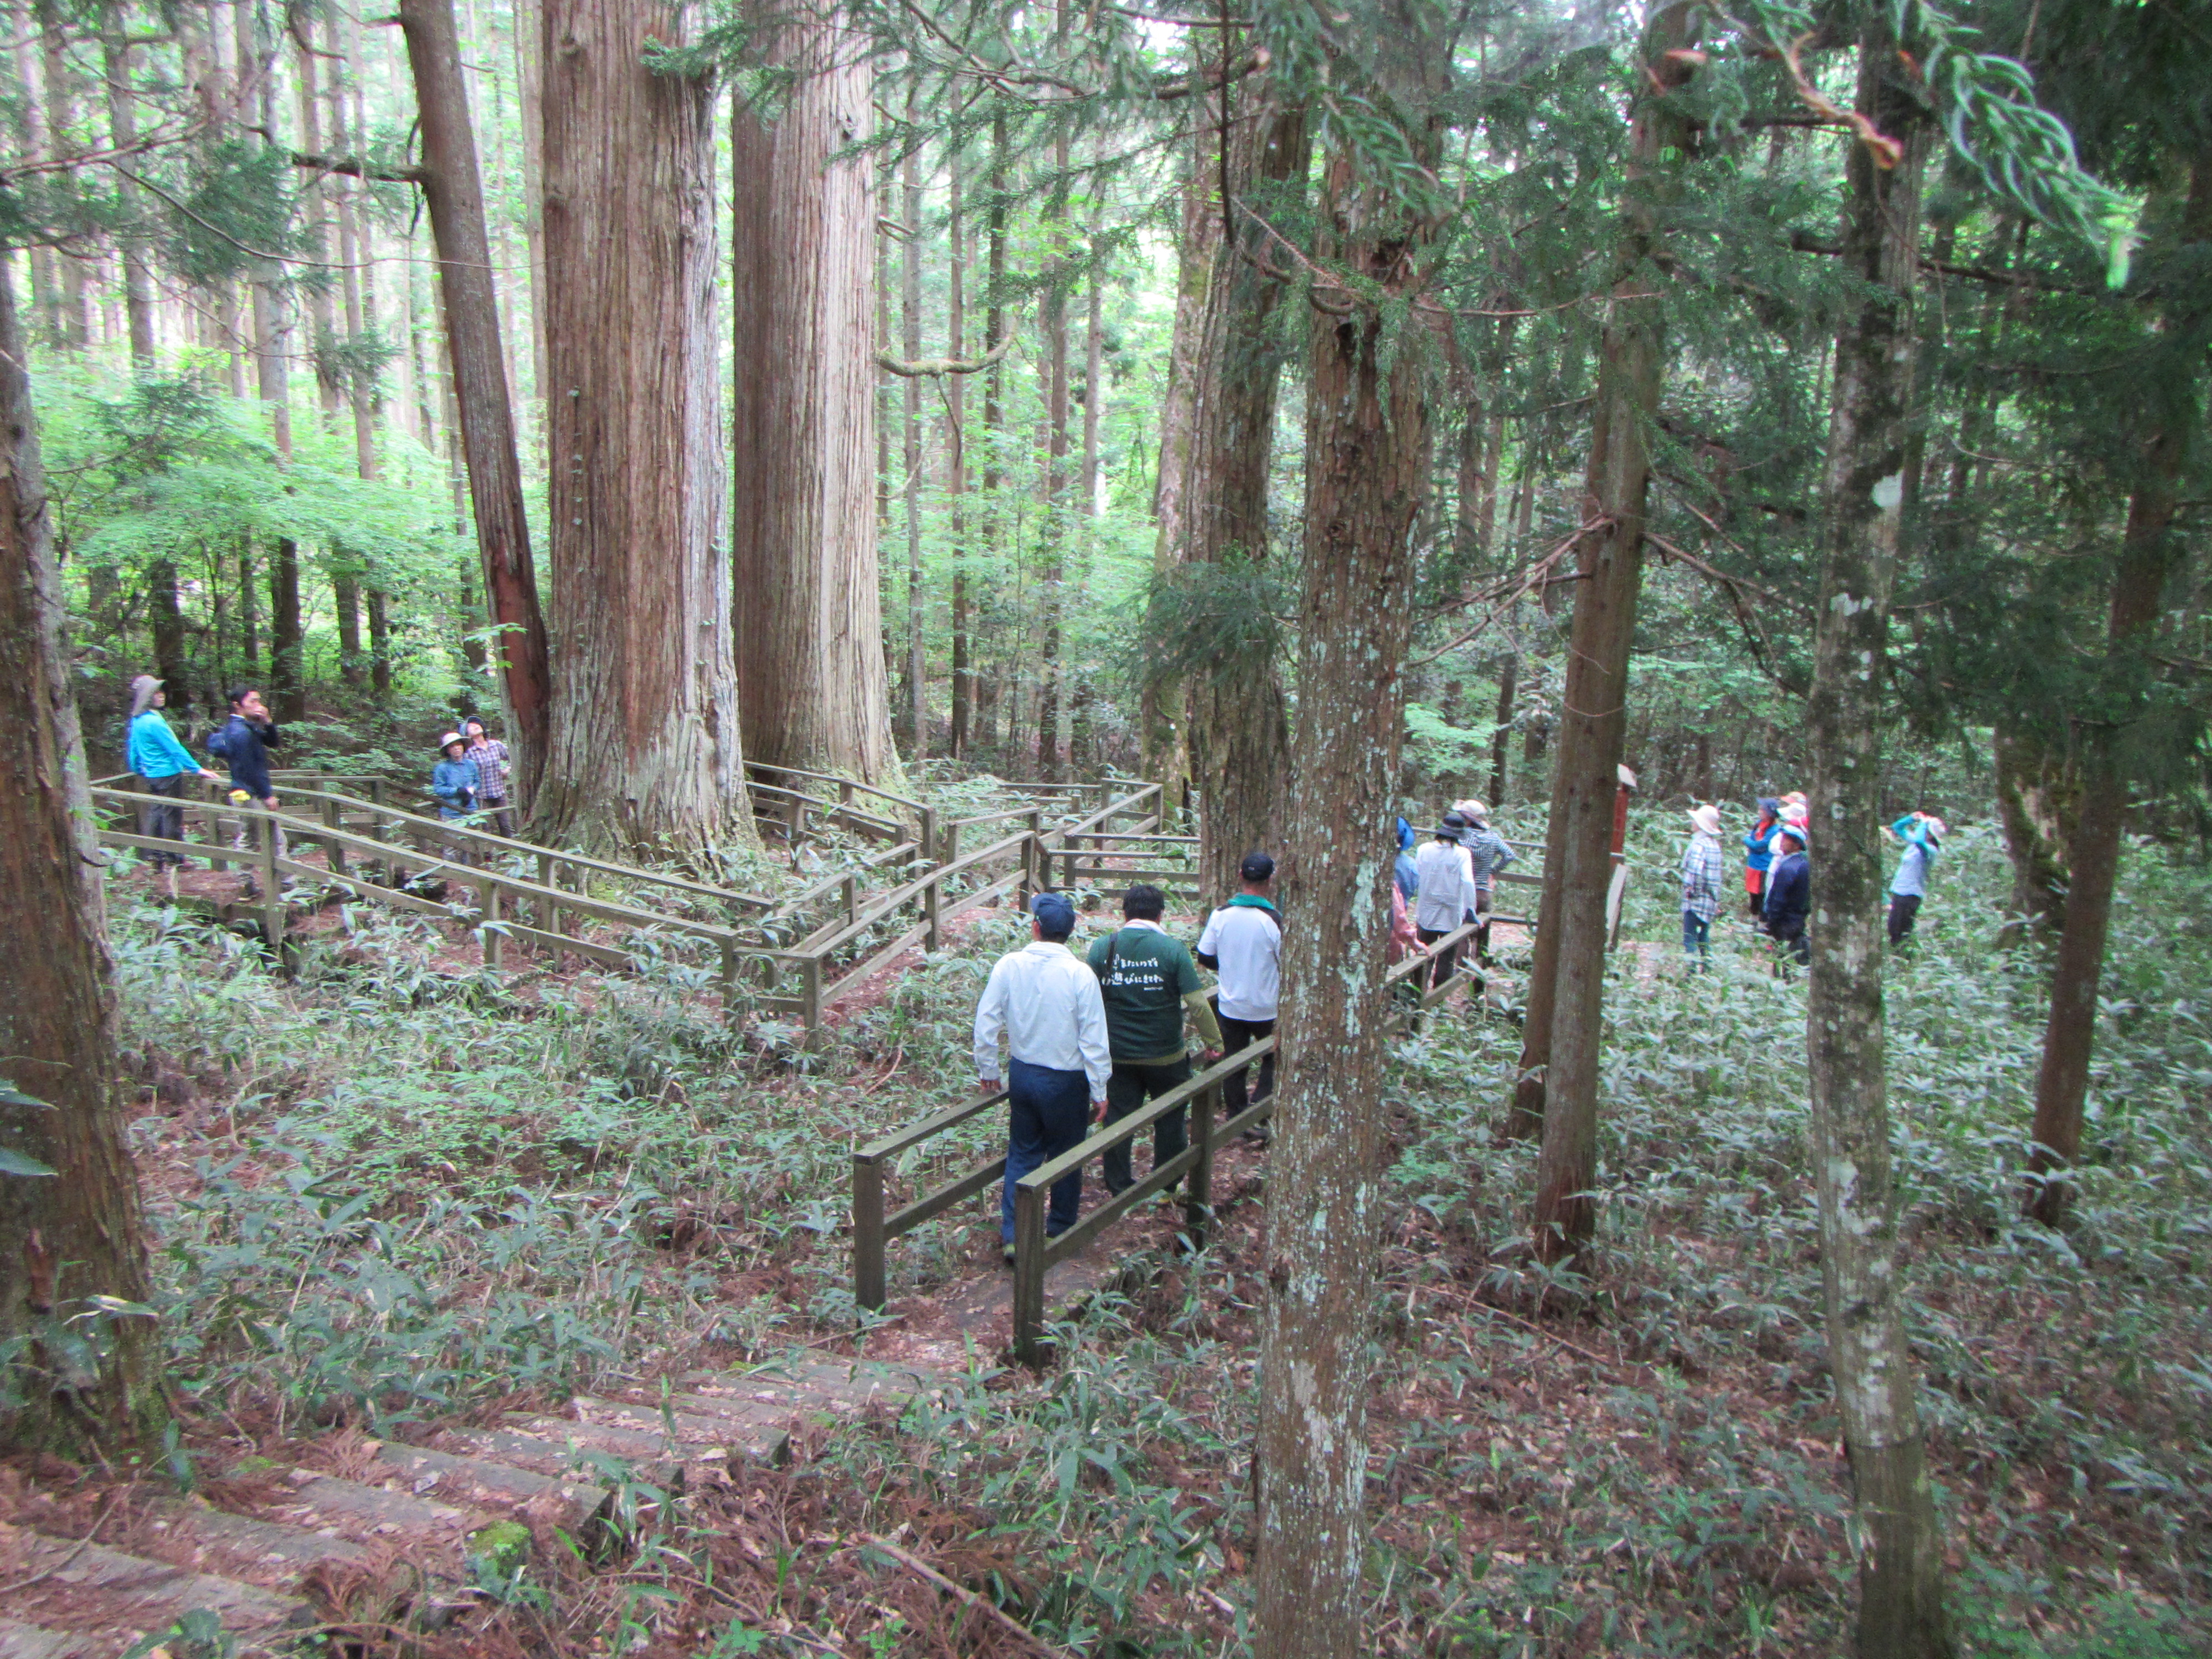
[
  {"xmin": 1770, "ymin": 917, "xmax": 1809, "ymax": 968},
  {"xmin": 1682, "ymin": 910, "xmax": 1711, "ymax": 961},
  {"xmin": 1102, "ymin": 1057, "xmax": 1192, "ymax": 1194},
  {"xmin": 481, "ymin": 796, "xmax": 515, "ymax": 839},
  {"xmin": 1887, "ymin": 893, "xmax": 1922, "ymax": 946},
  {"xmin": 1218, "ymin": 1015, "xmax": 1275, "ymax": 1121},
  {"xmin": 1001, "ymin": 1057, "xmax": 1090, "ymax": 1243},
  {"xmin": 1418, "ymin": 926, "xmax": 1459, "ymax": 989},
  {"xmin": 139, "ymin": 773, "xmax": 189, "ymax": 867}
]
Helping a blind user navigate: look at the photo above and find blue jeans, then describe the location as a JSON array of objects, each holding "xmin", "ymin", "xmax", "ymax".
[
  {"xmin": 1001, "ymin": 1058, "xmax": 1090, "ymax": 1243},
  {"xmin": 1682, "ymin": 910, "xmax": 1710, "ymax": 961}
]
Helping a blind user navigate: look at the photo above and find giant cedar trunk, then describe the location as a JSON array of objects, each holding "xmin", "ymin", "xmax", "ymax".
[
  {"xmin": 2026, "ymin": 156, "xmax": 2211, "ymax": 1224},
  {"xmin": 1186, "ymin": 81, "xmax": 1307, "ymax": 902},
  {"xmin": 1519, "ymin": 6, "xmax": 1697, "ymax": 1208},
  {"xmin": 1802, "ymin": 28, "xmax": 1950, "ymax": 1657},
  {"xmin": 401, "ymin": 0, "xmax": 553, "ymax": 790},
  {"xmin": 1140, "ymin": 113, "xmax": 1218, "ymax": 823},
  {"xmin": 1252, "ymin": 18, "xmax": 1438, "ymax": 1652},
  {"xmin": 537, "ymin": 0, "xmax": 743, "ymax": 853},
  {"xmin": 729, "ymin": 17, "xmax": 897, "ymax": 784},
  {"xmin": 0, "ymin": 263, "xmax": 165, "ymax": 1458}
]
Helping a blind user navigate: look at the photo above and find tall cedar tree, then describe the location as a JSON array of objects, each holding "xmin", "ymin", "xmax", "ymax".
[
  {"xmin": 0, "ymin": 263, "xmax": 166, "ymax": 1458},
  {"xmin": 538, "ymin": 0, "xmax": 745, "ymax": 852},
  {"xmin": 1252, "ymin": 3, "xmax": 1441, "ymax": 1650},
  {"xmin": 401, "ymin": 0, "xmax": 554, "ymax": 791},
  {"xmin": 730, "ymin": 17, "xmax": 898, "ymax": 785},
  {"xmin": 1803, "ymin": 23, "xmax": 1951, "ymax": 1655},
  {"xmin": 1512, "ymin": 5, "xmax": 1698, "ymax": 1196}
]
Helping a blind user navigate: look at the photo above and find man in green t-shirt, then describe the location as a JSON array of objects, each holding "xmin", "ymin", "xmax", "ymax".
[{"xmin": 1086, "ymin": 884, "xmax": 1224, "ymax": 1197}]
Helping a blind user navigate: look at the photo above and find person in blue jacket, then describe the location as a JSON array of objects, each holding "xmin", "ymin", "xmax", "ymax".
[
  {"xmin": 1886, "ymin": 812, "xmax": 1947, "ymax": 946},
  {"xmin": 1743, "ymin": 796, "xmax": 1781, "ymax": 919},
  {"xmin": 431, "ymin": 732, "xmax": 481, "ymax": 868},
  {"xmin": 1762, "ymin": 822, "xmax": 1811, "ymax": 968},
  {"xmin": 207, "ymin": 684, "xmax": 287, "ymax": 891},
  {"xmin": 1393, "ymin": 816, "xmax": 1420, "ymax": 902},
  {"xmin": 126, "ymin": 674, "xmax": 223, "ymax": 874}
]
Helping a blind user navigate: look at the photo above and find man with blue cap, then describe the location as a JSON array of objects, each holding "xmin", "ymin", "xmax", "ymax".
[{"xmin": 974, "ymin": 890, "xmax": 1113, "ymax": 1261}]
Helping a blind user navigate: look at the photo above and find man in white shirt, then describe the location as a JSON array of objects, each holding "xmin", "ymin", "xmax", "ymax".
[
  {"xmin": 974, "ymin": 891, "xmax": 1113, "ymax": 1259},
  {"xmin": 1196, "ymin": 851, "xmax": 1283, "ymax": 1128},
  {"xmin": 1414, "ymin": 812, "xmax": 1477, "ymax": 988}
]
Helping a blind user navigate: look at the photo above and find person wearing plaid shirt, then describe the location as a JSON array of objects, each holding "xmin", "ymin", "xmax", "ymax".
[
  {"xmin": 1681, "ymin": 804, "xmax": 1726, "ymax": 966},
  {"xmin": 462, "ymin": 717, "xmax": 515, "ymax": 838}
]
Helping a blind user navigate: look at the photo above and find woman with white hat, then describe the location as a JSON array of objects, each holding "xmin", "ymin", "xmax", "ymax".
[{"xmin": 1680, "ymin": 803, "xmax": 1726, "ymax": 964}]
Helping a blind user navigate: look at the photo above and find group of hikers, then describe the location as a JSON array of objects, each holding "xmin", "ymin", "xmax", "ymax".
[
  {"xmin": 123, "ymin": 674, "xmax": 518, "ymax": 885},
  {"xmin": 1684, "ymin": 791, "xmax": 1948, "ymax": 968}
]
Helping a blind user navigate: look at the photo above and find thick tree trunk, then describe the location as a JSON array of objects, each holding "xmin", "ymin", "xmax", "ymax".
[
  {"xmin": 0, "ymin": 263, "xmax": 166, "ymax": 1459},
  {"xmin": 1802, "ymin": 28, "xmax": 1950, "ymax": 1658},
  {"xmin": 249, "ymin": 263, "xmax": 306, "ymax": 723},
  {"xmin": 1254, "ymin": 22, "xmax": 1440, "ymax": 1652},
  {"xmin": 1186, "ymin": 81, "xmax": 1308, "ymax": 902},
  {"xmin": 1991, "ymin": 721, "xmax": 2072, "ymax": 937},
  {"xmin": 295, "ymin": 33, "xmax": 345, "ymax": 426},
  {"xmin": 1140, "ymin": 114, "xmax": 1218, "ymax": 825},
  {"xmin": 536, "ymin": 0, "xmax": 743, "ymax": 853},
  {"xmin": 2026, "ymin": 155, "xmax": 2210, "ymax": 1225},
  {"xmin": 948, "ymin": 159, "xmax": 972, "ymax": 760},
  {"xmin": 1525, "ymin": 6, "xmax": 1697, "ymax": 1238},
  {"xmin": 401, "ymin": 0, "xmax": 554, "ymax": 790},
  {"xmin": 902, "ymin": 119, "xmax": 926, "ymax": 760},
  {"xmin": 728, "ymin": 19, "xmax": 897, "ymax": 785}
]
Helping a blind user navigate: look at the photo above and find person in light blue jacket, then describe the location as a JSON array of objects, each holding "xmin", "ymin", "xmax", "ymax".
[
  {"xmin": 126, "ymin": 674, "xmax": 222, "ymax": 873},
  {"xmin": 1886, "ymin": 812, "xmax": 1947, "ymax": 946}
]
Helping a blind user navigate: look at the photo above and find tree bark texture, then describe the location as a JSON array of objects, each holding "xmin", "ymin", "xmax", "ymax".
[
  {"xmin": 402, "ymin": 0, "xmax": 553, "ymax": 790},
  {"xmin": 729, "ymin": 18, "xmax": 898, "ymax": 785},
  {"xmin": 1991, "ymin": 722, "xmax": 2072, "ymax": 938},
  {"xmin": 1252, "ymin": 18, "xmax": 1438, "ymax": 1652},
  {"xmin": 948, "ymin": 157, "xmax": 972, "ymax": 758},
  {"xmin": 1185, "ymin": 78, "xmax": 1307, "ymax": 903},
  {"xmin": 1140, "ymin": 113, "xmax": 1219, "ymax": 823},
  {"xmin": 1033, "ymin": 129, "xmax": 1072, "ymax": 783},
  {"xmin": 0, "ymin": 263, "xmax": 166, "ymax": 1459},
  {"xmin": 1802, "ymin": 28, "xmax": 1950, "ymax": 1657},
  {"xmin": 100, "ymin": 29, "xmax": 156, "ymax": 370},
  {"xmin": 902, "ymin": 117, "xmax": 926, "ymax": 759},
  {"xmin": 2026, "ymin": 156, "xmax": 2211, "ymax": 1225},
  {"xmin": 537, "ymin": 0, "xmax": 743, "ymax": 853},
  {"xmin": 1520, "ymin": 6, "xmax": 1697, "ymax": 1215}
]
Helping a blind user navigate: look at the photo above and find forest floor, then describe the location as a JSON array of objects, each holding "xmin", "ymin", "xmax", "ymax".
[{"xmin": 8, "ymin": 820, "xmax": 2210, "ymax": 1656}]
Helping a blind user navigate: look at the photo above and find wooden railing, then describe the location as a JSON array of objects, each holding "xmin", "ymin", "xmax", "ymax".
[{"xmin": 850, "ymin": 918, "xmax": 1481, "ymax": 1361}]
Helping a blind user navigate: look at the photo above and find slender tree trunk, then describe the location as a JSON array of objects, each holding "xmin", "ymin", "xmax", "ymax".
[
  {"xmin": 536, "ymin": 0, "xmax": 739, "ymax": 853},
  {"xmin": 401, "ymin": 0, "xmax": 553, "ymax": 789},
  {"xmin": 729, "ymin": 18, "xmax": 897, "ymax": 784},
  {"xmin": 1512, "ymin": 7, "xmax": 1695, "ymax": 1177},
  {"xmin": 100, "ymin": 27, "xmax": 156, "ymax": 369},
  {"xmin": 1186, "ymin": 77, "xmax": 1308, "ymax": 901},
  {"xmin": 948, "ymin": 155, "xmax": 972, "ymax": 759},
  {"xmin": 249, "ymin": 258, "xmax": 306, "ymax": 722},
  {"xmin": 1034, "ymin": 126, "xmax": 1072, "ymax": 783},
  {"xmin": 1254, "ymin": 15, "xmax": 1440, "ymax": 1651},
  {"xmin": 1141, "ymin": 112, "xmax": 1218, "ymax": 825},
  {"xmin": 1489, "ymin": 644, "xmax": 1517, "ymax": 806},
  {"xmin": 514, "ymin": 0, "xmax": 550, "ymax": 429},
  {"xmin": 296, "ymin": 32, "xmax": 345, "ymax": 426},
  {"xmin": 2026, "ymin": 155, "xmax": 2211, "ymax": 1225},
  {"xmin": 1801, "ymin": 25, "xmax": 1950, "ymax": 1656},
  {"xmin": 0, "ymin": 262, "xmax": 166, "ymax": 1460},
  {"xmin": 331, "ymin": 13, "xmax": 373, "ymax": 691},
  {"xmin": 978, "ymin": 115, "xmax": 1009, "ymax": 764},
  {"xmin": 902, "ymin": 112, "xmax": 926, "ymax": 760},
  {"xmin": 36, "ymin": 0, "xmax": 90, "ymax": 353}
]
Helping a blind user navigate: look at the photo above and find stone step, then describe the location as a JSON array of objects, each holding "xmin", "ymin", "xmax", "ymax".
[
  {"xmin": 371, "ymin": 1441, "xmax": 607, "ymax": 1532},
  {"xmin": 129, "ymin": 1496, "xmax": 372, "ymax": 1585},
  {"xmin": 0, "ymin": 1524, "xmax": 312, "ymax": 1657}
]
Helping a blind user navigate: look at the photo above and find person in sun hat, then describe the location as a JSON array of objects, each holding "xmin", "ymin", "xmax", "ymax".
[
  {"xmin": 1744, "ymin": 796, "xmax": 1782, "ymax": 919},
  {"xmin": 431, "ymin": 732, "xmax": 481, "ymax": 868},
  {"xmin": 1762, "ymin": 821, "xmax": 1812, "ymax": 968},
  {"xmin": 1886, "ymin": 810, "xmax": 1948, "ymax": 947},
  {"xmin": 975, "ymin": 890, "xmax": 1112, "ymax": 1259},
  {"xmin": 126, "ymin": 674, "xmax": 223, "ymax": 877},
  {"xmin": 461, "ymin": 715, "xmax": 515, "ymax": 838},
  {"xmin": 1681, "ymin": 802, "xmax": 1726, "ymax": 966},
  {"xmin": 1413, "ymin": 812, "xmax": 1477, "ymax": 989},
  {"xmin": 1453, "ymin": 799, "xmax": 1516, "ymax": 966}
]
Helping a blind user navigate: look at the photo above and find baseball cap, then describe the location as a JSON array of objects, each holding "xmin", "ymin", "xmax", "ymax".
[{"xmin": 1029, "ymin": 890, "xmax": 1077, "ymax": 936}]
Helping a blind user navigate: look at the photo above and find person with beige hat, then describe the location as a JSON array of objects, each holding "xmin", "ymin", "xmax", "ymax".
[{"xmin": 1681, "ymin": 802, "xmax": 1726, "ymax": 964}]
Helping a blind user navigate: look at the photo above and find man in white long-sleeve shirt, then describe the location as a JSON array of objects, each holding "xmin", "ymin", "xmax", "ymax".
[
  {"xmin": 1414, "ymin": 813, "xmax": 1477, "ymax": 988},
  {"xmin": 974, "ymin": 891, "xmax": 1113, "ymax": 1259}
]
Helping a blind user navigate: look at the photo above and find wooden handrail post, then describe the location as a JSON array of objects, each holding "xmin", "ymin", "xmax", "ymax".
[
  {"xmin": 257, "ymin": 812, "xmax": 283, "ymax": 954},
  {"xmin": 801, "ymin": 953, "xmax": 823, "ymax": 1030},
  {"xmin": 1022, "ymin": 810, "xmax": 1042, "ymax": 903},
  {"xmin": 322, "ymin": 796, "xmax": 346, "ymax": 876},
  {"xmin": 538, "ymin": 851, "xmax": 554, "ymax": 933},
  {"xmin": 482, "ymin": 884, "xmax": 502, "ymax": 970},
  {"xmin": 853, "ymin": 1154, "xmax": 886, "ymax": 1313},
  {"xmin": 924, "ymin": 867, "xmax": 942, "ymax": 953},
  {"xmin": 919, "ymin": 805, "xmax": 938, "ymax": 870},
  {"xmin": 1186, "ymin": 1079, "xmax": 1218, "ymax": 1249},
  {"xmin": 843, "ymin": 873, "xmax": 857, "ymax": 926},
  {"xmin": 721, "ymin": 936, "xmax": 740, "ymax": 1026},
  {"xmin": 1013, "ymin": 1181, "xmax": 1048, "ymax": 1368}
]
